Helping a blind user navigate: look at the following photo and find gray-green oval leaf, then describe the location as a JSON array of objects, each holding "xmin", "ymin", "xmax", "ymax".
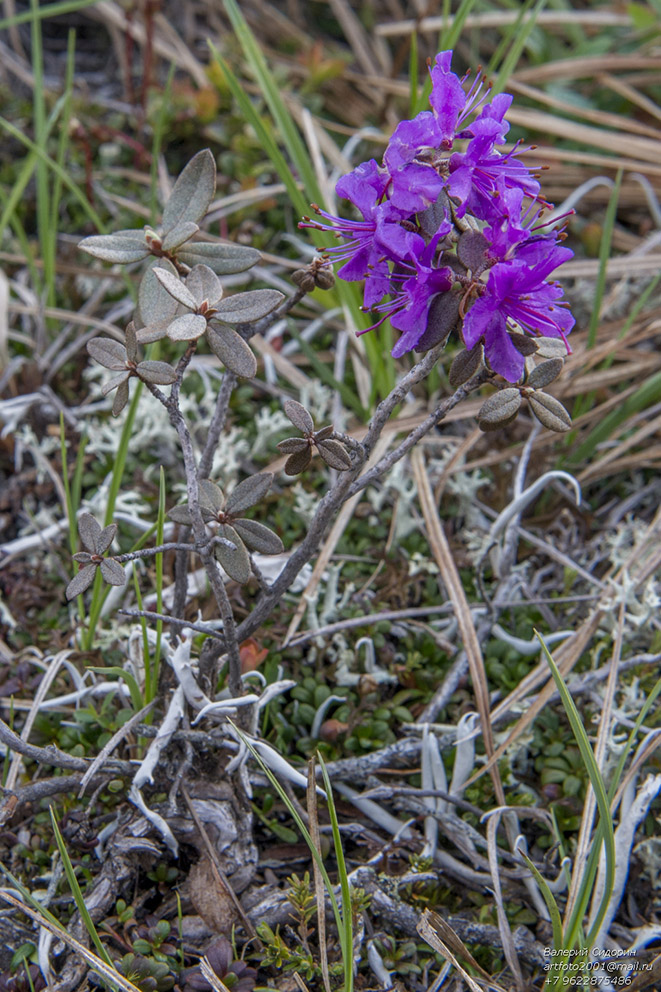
[
  {"xmin": 78, "ymin": 232, "xmax": 149, "ymax": 263},
  {"xmin": 213, "ymin": 288, "xmax": 284, "ymax": 324},
  {"xmin": 66, "ymin": 563, "xmax": 98, "ymax": 600},
  {"xmin": 100, "ymin": 558, "xmax": 127, "ymax": 586},
  {"xmin": 87, "ymin": 338, "xmax": 127, "ymax": 370},
  {"xmin": 177, "ymin": 242, "xmax": 261, "ymax": 274},
  {"xmin": 226, "ymin": 473, "xmax": 273, "ymax": 514},
  {"xmin": 186, "ymin": 264, "xmax": 222, "ymax": 307},
  {"xmin": 207, "ymin": 326, "xmax": 257, "ymax": 378},
  {"xmin": 161, "ymin": 149, "xmax": 216, "ymax": 235},
  {"xmin": 216, "ymin": 525, "xmax": 251, "ymax": 584},
  {"xmin": 527, "ymin": 358, "xmax": 564, "ymax": 390},
  {"xmin": 233, "ymin": 519, "xmax": 284, "ymax": 555},
  {"xmin": 167, "ymin": 313, "xmax": 207, "ymax": 341},
  {"xmin": 477, "ymin": 388, "xmax": 522, "ymax": 431},
  {"xmin": 154, "ymin": 267, "xmax": 198, "ymax": 309},
  {"xmin": 528, "ymin": 392, "xmax": 572, "ymax": 432},
  {"xmin": 284, "ymin": 398, "xmax": 314, "ymax": 434}
]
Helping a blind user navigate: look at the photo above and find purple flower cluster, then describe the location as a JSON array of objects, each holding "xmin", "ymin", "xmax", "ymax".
[{"xmin": 301, "ymin": 51, "xmax": 574, "ymax": 382}]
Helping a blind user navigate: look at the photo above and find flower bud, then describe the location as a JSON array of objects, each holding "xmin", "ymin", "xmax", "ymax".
[
  {"xmin": 292, "ymin": 269, "xmax": 316, "ymax": 293},
  {"xmin": 314, "ymin": 267, "xmax": 335, "ymax": 290}
]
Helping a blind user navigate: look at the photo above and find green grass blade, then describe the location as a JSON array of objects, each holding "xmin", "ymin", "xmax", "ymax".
[
  {"xmin": 318, "ymin": 754, "xmax": 353, "ymax": 992},
  {"xmin": 487, "ymin": 0, "xmax": 536, "ymax": 76},
  {"xmin": 587, "ymin": 171, "xmax": 622, "ymax": 352},
  {"xmin": 490, "ymin": 0, "xmax": 547, "ymax": 96},
  {"xmin": 87, "ymin": 666, "xmax": 144, "ymax": 713},
  {"xmin": 408, "ymin": 32, "xmax": 419, "ymax": 120},
  {"xmin": 231, "ymin": 726, "xmax": 345, "ymax": 941},
  {"xmin": 289, "ymin": 327, "xmax": 366, "ymax": 419},
  {"xmin": 209, "ymin": 44, "xmax": 308, "ymax": 218},
  {"xmin": 150, "ymin": 62, "xmax": 176, "ymax": 225},
  {"xmin": 49, "ymin": 808, "xmax": 115, "ymax": 967},
  {"xmin": 570, "ymin": 368, "xmax": 661, "ymax": 464},
  {"xmin": 49, "ymin": 30, "xmax": 77, "ymax": 267},
  {"xmin": 82, "ymin": 380, "xmax": 145, "ymax": 651},
  {"xmin": 30, "ymin": 0, "xmax": 52, "ymax": 304},
  {"xmin": 517, "ymin": 847, "xmax": 564, "ymax": 949},
  {"xmin": 60, "ymin": 415, "xmax": 88, "ymax": 626},
  {"xmin": 0, "ymin": 115, "xmax": 106, "ymax": 231},
  {"xmin": 222, "ymin": 0, "xmax": 322, "ymax": 204},
  {"xmin": 0, "ymin": 0, "xmax": 98, "ymax": 30},
  {"xmin": 536, "ymin": 633, "xmax": 616, "ymax": 951}
]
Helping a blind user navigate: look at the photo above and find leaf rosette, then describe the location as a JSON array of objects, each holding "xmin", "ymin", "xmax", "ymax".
[{"xmin": 169, "ymin": 474, "xmax": 284, "ymax": 584}]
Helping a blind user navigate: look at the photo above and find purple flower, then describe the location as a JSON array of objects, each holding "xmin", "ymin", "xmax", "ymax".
[
  {"xmin": 463, "ymin": 245, "xmax": 574, "ymax": 381},
  {"xmin": 383, "ymin": 113, "xmax": 444, "ymax": 212},
  {"xmin": 428, "ymin": 50, "xmax": 493, "ymax": 147},
  {"xmin": 362, "ymin": 226, "xmax": 454, "ymax": 357},
  {"xmin": 448, "ymin": 135, "xmax": 541, "ymax": 221}
]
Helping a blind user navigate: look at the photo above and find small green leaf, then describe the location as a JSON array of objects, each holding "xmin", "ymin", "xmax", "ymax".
[
  {"xmin": 100, "ymin": 558, "xmax": 127, "ymax": 586},
  {"xmin": 136, "ymin": 360, "xmax": 177, "ymax": 385},
  {"xmin": 528, "ymin": 392, "xmax": 572, "ymax": 432},
  {"xmin": 96, "ymin": 523, "xmax": 118, "ymax": 554},
  {"xmin": 138, "ymin": 259, "xmax": 180, "ymax": 327},
  {"xmin": 477, "ymin": 388, "xmax": 521, "ymax": 431},
  {"xmin": 527, "ymin": 358, "xmax": 564, "ymax": 390},
  {"xmin": 277, "ymin": 437, "xmax": 309, "ymax": 454},
  {"xmin": 284, "ymin": 447, "xmax": 312, "ymax": 475},
  {"xmin": 200, "ymin": 479, "xmax": 224, "ymax": 512},
  {"xmin": 316, "ymin": 438, "xmax": 351, "ymax": 471},
  {"xmin": 78, "ymin": 513, "xmax": 102, "ymax": 553},
  {"xmin": 112, "ymin": 378, "xmax": 130, "ymax": 416},
  {"xmin": 168, "ymin": 505, "xmax": 193, "ymax": 525},
  {"xmin": 66, "ymin": 563, "xmax": 97, "ymax": 600},
  {"xmin": 448, "ymin": 342, "xmax": 484, "ymax": 388}
]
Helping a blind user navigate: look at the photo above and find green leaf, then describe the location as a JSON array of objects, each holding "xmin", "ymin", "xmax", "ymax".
[
  {"xmin": 50, "ymin": 809, "xmax": 115, "ymax": 968},
  {"xmin": 100, "ymin": 558, "xmax": 127, "ymax": 586},
  {"xmin": 86, "ymin": 338, "xmax": 126, "ymax": 369},
  {"xmin": 161, "ymin": 149, "xmax": 216, "ymax": 234},
  {"xmin": 536, "ymin": 634, "xmax": 616, "ymax": 953},
  {"xmin": 284, "ymin": 398, "xmax": 314, "ymax": 434}
]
